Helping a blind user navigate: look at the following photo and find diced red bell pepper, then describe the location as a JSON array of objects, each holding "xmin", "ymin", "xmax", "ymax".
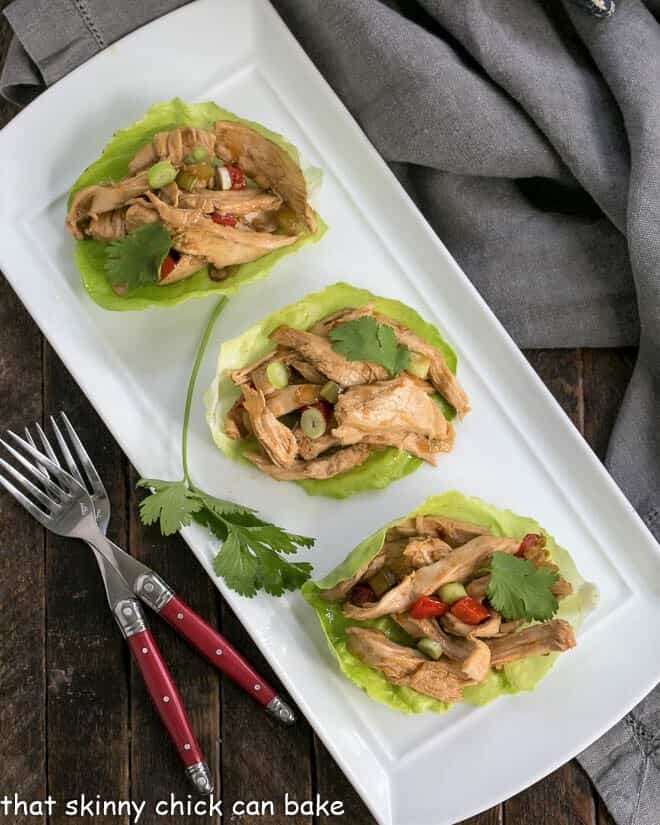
[
  {"xmin": 409, "ymin": 595, "xmax": 449, "ymax": 620},
  {"xmin": 159, "ymin": 253, "xmax": 177, "ymax": 280},
  {"xmin": 450, "ymin": 596, "xmax": 490, "ymax": 625},
  {"xmin": 211, "ymin": 212, "xmax": 238, "ymax": 226},
  {"xmin": 226, "ymin": 163, "xmax": 246, "ymax": 190},
  {"xmin": 351, "ymin": 583, "xmax": 375, "ymax": 606},
  {"xmin": 516, "ymin": 532, "xmax": 544, "ymax": 558}
]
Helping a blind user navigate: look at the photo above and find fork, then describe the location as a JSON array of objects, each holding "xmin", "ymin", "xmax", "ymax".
[
  {"xmin": 0, "ymin": 415, "xmax": 295, "ymax": 793},
  {"xmin": 24, "ymin": 414, "xmax": 294, "ymax": 727}
]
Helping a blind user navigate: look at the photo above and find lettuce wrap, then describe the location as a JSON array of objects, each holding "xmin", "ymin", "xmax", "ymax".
[
  {"xmin": 69, "ymin": 98, "xmax": 326, "ymax": 311},
  {"xmin": 302, "ymin": 491, "xmax": 596, "ymax": 713},
  {"xmin": 205, "ymin": 282, "xmax": 459, "ymax": 498}
]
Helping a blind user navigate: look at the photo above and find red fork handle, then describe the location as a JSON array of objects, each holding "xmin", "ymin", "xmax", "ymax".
[
  {"xmin": 159, "ymin": 595, "xmax": 277, "ymax": 706},
  {"xmin": 127, "ymin": 628, "xmax": 212, "ymax": 792}
]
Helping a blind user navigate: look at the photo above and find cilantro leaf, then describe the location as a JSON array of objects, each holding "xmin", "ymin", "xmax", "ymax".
[
  {"xmin": 137, "ymin": 479, "xmax": 203, "ymax": 535},
  {"xmin": 138, "ymin": 481, "xmax": 315, "ymax": 597},
  {"xmin": 104, "ymin": 223, "xmax": 172, "ymax": 290},
  {"xmin": 213, "ymin": 530, "xmax": 260, "ymax": 597},
  {"xmin": 330, "ymin": 316, "xmax": 410, "ymax": 376},
  {"xmin": 487, "ymin": 551, "xmax": 559, "ymax": 622}
]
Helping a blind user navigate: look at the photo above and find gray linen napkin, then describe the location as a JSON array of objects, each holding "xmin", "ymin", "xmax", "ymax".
[{"xmin": 1, "ymin": 1, "xmax": 659, "ymax": 822}]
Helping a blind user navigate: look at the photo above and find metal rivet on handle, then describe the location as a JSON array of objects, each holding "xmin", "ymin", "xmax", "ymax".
[
  {"xmin": 177, "ymin": 612, "xmax": 184, "ymax": 620},
  {"xmin": 141, "ymin": 647, "xmax": 148, "ymax": 654},
  {"xmin": 184, "ymin": 743, "xmax": 191, "ymax": 751},
  {"xmin": 163, "ymin": 696, "xmax": 170, "ymax": 703},
  {"xmin": 215, "ymin": 649, "xmax": 223, "ymax": 656},
  {"xmin": 254, "ymin": 684, "xmax": 261, "ymax": 691},
  {"xmin": 144, "ymin": 582, "xmax": 154, "ymax": 592},
  {"xmin": 122, "ymin": 606, "xmax": 132, "ymax": 617}
]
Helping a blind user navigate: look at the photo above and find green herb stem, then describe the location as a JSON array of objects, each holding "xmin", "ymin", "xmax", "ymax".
[{"xmin": 181, "ymin": 296, "xmax": 228, "ymax": 486}]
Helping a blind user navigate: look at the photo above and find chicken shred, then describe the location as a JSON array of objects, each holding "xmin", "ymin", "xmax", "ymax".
[{"xmin": 346, "ymin": 627, "xmax": 474, "ymax": 703}]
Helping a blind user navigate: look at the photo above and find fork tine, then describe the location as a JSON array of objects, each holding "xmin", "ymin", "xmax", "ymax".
[
  {"xmin": 24, "ymin": 427, "xmax": 52, "ymax": 481},
  {"xmin": 0, "ymin": 472, "xmax": 52, "ymax": 526},
  {"xmin": 34, "ymin": 422, "xmax": 60, "ymax": 467},
  {"xmin": 0, "ymin": 456, "xmax": 57, "ymax": 511},
  {"xmin": 0, "ymin": 438, "xmax": 69, "ymax": 500},
  {"xmin": 49, "ymin": 415, "xmax": 86, "ymax": 488},
  {"xmin": 5, "ymin": 431, "xmax": 76, "ymax": 493},
  {"xmin": 59, "ymin": 412, "xmax": 107, "ymax": 496}
]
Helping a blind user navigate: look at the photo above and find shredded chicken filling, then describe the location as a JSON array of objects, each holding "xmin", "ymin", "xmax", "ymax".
[
  {"xmin": 322, "ymin": 516, "xmax": 576, "ymax": 702},
  {"xmin": 65, "ymin": 122, "xmax": 314, "ymax": 291},
  {"xmin": 223, "ymin": 309, "xmax": 469, "ymax": 482}
]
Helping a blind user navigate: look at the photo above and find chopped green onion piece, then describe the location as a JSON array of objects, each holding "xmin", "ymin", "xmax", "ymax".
[
  {"xmin": 266, "ymin": 361, "xmax": 290, "ymax": 390},
  {"xmin": 437, "ymin": 582, "xmax": 467, "ymax": 605},
  {"xmin": 148, "ymin": 161, "xmax": 177, "ymax": 189},
  {"xmin": 407, "ymin": 352, "xmax": 431, "ymax": 379},
  {"xmin": 191, "ymin": 145, "xmax": 209, "ymax": 162},
  {"xmin": 210, "ymin": 157, "xmax": 225, "ymax": 167},
  {"xmin": 320, "ymin": 381, "xmax": 340, "ymax": 404},
  {"xmin": 417, "ymin": 638, "xmax": 444, "ymax": 660},
  {"xmin": 176, "ymin": 170, "xmax": 198, "ymax": 192},
  {"xmin": 301, "ymin": 407, "xmax": 326, "ymax": 440}
]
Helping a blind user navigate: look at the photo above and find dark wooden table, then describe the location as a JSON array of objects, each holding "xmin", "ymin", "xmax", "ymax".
[{"xmin": 0, "ymin": 15, "xmax": 635, "ymax": 825}]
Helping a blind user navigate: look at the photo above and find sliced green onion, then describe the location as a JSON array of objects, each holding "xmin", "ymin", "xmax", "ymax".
[
  {"xmin": 417, "ymin": 638, "xmax": 444, "ymax": 660},
  {"xmin": 176, "ymin": 170, "xmax": 198, "ymax": 192},
  {"xmin": 320, "ymin": 381, "xmax": 340, "ymax": 404},
  {"xmin": 437, "ymin": 582, "xmax": 467, "ymax": 605},
  {"xmin": 190, "ymin": 145, "xmax": 209, "ymax": 162},
  {"xmin": 407, "ymin": 352, "xmax": 431, "ymax": 379},
  {"xmin": 148, "ymin": 161, "xmax": 177, "ymax": 189},
  {"xmin": 301, "ymin": 407, "xmax": 326, "ymax": 440},
  {"xmin": 266, "ymin": 361, "xmax": 290, "ymax": 390}
]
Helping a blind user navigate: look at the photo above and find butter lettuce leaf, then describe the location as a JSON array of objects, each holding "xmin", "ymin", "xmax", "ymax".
[
  {"xmin": 302, "ymin": 491, "xmax": 597, "ymax": 713},
  {"xmin": 205, "ymin": 282, "xmax": 457, "ymax": 498},
  {"xmin": 69, "ymin": 98, "xmax": 326, "ymax": 311}
]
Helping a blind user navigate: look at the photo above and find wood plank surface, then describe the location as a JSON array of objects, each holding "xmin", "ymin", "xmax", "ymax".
[
  {"xmin": 43, "ymin": 348, "xmax": 130, "ymax": 825},
  {"xmin": 220, "ymin": 601, "xmax": 313, "ymax": 824},
  {"xmin": 0, "ymin": 268, "xmax": 46, "ymax": 825},
  {"xmin": 0, "ymin": 9, "xmax": 46, "ymax": 823}
]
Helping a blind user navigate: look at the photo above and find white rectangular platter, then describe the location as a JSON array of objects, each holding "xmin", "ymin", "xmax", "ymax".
[{"xmin": 1, "ymin": 2, "xmax": 659, "ymax": 823}]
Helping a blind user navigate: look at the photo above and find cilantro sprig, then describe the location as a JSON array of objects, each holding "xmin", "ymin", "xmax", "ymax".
[
  {"xmin": 487, "ymin": 551, "xmax": 559, "ymax": 622},
  {"xmin": 104, "ymin": 223, "xmax": 172, "ymax": 290},
  {"xmin": 329, "ymin": 316, "xmax": 410, "ymax": 376},
  {"xmin": 137, "ymin": 298, "xmax": 314, "ymax": 597}
]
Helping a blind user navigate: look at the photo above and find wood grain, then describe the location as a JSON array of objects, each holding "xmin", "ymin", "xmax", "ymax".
[
  {"xmin": 582, "ymin": 349, "xmax": 636, "ymax": 460},
  {"xmin": 0, "ymin": 279, "xmax": 45, "ymax": 824},
  {"xmin": 128, "ymin": 467, "xmax": 221, "ymax": 824},
  {"xmin": 220, "ymin": 600, "xmax": 313, "ymax": 824},
  {"xmin": 506, "ymin": 763, "xmax": 596, "ymax": 825},
  {"xmin": 43, "ymin": 347, "xmax": 130, "ymax": 825}
]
